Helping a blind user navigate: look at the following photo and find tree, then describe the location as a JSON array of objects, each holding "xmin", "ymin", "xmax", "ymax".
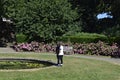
[
  {"xmin": 0, "ymin": 0, "xmax": 5, "ymax": 23},
  {"xmin": 6, "ymin": 0, "xmax": 80, "ymax": 42},
  {"xmin": 69, "ymin": 0, "xmax": 100, "ymax": 33},
  {"xmin": 96, "ymin": 0, "xmax": 120, "ymax": 36},
  {"xmin": 111, "ymin": 0, "xmax": 120, "ymax": 25}
]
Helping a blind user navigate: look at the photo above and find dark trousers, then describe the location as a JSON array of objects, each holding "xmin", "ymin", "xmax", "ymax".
[{"xmin": 57, "ymin": 55, "xmax": 63, "ymax": 64}]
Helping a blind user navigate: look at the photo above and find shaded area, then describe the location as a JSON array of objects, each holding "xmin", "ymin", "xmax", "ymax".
[
  {"xmin": 0, "ymin": 58, "xmax": 56, "ymax": 70},
  {"xmin": 0, "ymin": 20, "xmax": 16, "ymax": 47}
]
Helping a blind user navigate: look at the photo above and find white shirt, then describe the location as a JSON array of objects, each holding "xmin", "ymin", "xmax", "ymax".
[{"xmin": 59, "ymin": 45, "xmax": 64, "ymax": 55}]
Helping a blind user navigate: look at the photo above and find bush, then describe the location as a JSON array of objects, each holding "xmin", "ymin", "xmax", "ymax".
[
  {"xmin": 16, "ymin": 34, "xmax": 28, "ymax": 43},
  {"xmin": 13, "ymin": 41, "xmax": 119, "ymax": 57},
  {"xmin": 106, "ymin": 37, "xmax": 120, "ymax": 45},
  {"xmin": 57, "ymin": 36, "xmax": 108, "ymax": 43},
  {"xmin": 57, "ymin": 33, "xmax": 109, "ymax": 43},
  {"xmin": 64, "ymin": 32, "xmax": 106, "ymax": 37},
  {"xmin": 73, "ymin": 41, "xmax": 118, "ymax": 56},
  {"xmin": 13, "ymin": 41, "xmax": 55, "ymax": 52},
  {"xmin": 114, "ymin": 37, "xmax": 120, "ymax": 45},
  {"xmin": 58, "ymin": 33, "xmax": 120, "ymax": 44}
]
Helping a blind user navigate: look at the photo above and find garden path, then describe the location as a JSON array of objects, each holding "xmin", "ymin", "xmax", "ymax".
[{"xmin": 0, "ymin": 47, "xmax": 16, "ymax": 53}]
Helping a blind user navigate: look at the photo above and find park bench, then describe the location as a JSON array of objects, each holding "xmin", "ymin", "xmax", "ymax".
[{"xmin": 63, "ymin": 46, "xmax": 73, "ymax": 55}]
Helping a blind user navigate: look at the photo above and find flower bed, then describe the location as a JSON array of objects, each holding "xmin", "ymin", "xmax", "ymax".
[
  {"xmin": 73, "ymin": 41, "xmax": 118, "ymax": 56},
  {"xmin": 12, "ymin": 41, "xmax": 55, "ymax": 52},
  {"xmin": 12, "ymin": 41, "xmax": 120, "ymax": 57}
]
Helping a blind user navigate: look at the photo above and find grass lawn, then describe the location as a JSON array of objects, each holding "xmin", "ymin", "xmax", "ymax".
[{"xmin": 0, "ymin": 53, "xmax": 120, "ymax": 80}]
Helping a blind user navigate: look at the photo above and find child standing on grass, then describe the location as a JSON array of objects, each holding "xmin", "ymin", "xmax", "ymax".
[{"xmin": 56, "ymin": 42, "xmax": 64, "ymax": 66}]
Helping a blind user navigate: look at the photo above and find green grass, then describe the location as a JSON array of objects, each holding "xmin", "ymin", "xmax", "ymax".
[{"xmin": 0, "ymin": 53, "xmax": 120, "ymax": 80}]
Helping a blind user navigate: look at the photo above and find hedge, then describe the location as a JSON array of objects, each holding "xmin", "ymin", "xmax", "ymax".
[
  {"xmin": 16, "ymin": 34, "xmax": 28, "ymax": 43},
  {"xmin": 15, "ymin": 33, "xmax": 120, "ymax": 45},
  {"xmin": 56, "ymin": 36, "xmax": 120, "ymax": 44},
  {"xmin": 57, "ymin": 36, "xmax": 107, "ymax": 43}
]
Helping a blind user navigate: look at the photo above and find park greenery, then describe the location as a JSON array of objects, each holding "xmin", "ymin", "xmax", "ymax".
[
  {"xmin": 0, "ymin": 0, "xmax": 120, "ymax": 43},
  {"xmin": 0, "ymin": 1, "xmax": 120, "ymax": 80},
  {"xmin": 12, "ymin": 41, "xmax": 119, "ymax": 57},
  {"xmin": 0, "ymin": 53, "xmax": 119, "ymax": 80}
]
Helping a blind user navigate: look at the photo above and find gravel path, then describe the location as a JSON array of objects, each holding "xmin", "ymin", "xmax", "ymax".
[{"xmin": 0, "ymin": 47, "xmax": 15, "ymax": 53}]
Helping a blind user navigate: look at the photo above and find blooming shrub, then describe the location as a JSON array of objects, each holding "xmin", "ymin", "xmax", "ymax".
[
  {"xmin": 12, "ymin": 41, "xmax": 119, "ymax": 56},
  {"xmin": 13, "ymin": 41, "xmax": 55, "ymax": 52},
  {"xmin": 73, "ymin": 41, "xmax": 119, "ymax": 56}
]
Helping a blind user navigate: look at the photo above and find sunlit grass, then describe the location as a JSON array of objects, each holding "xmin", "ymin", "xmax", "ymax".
[{"xmin": 0, "ymin": 53, "xmax": 120, "ymax": 80}]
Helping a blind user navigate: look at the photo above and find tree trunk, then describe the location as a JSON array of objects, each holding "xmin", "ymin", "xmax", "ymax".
[{"xmin": 0, "ymin": 17, "xmax": 2, "ymax": 25}]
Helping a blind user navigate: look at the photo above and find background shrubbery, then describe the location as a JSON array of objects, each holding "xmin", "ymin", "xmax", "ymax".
[
  {"xmin": 57, "ymin": 36, "xmax": 108, "ymax": 43},
  {"xmin": 14, "ymin": 33, "xmax": 120, "ymax": 57},
  {"xmin": 16, "ymin": 33, "xmax": 120, "ymax": 46},
  {"xmin": 13, "ymin": 40, "xmax": 119, "ymax": 57},
  {"xmin": 16, "ymin": 34, "xmax": 28, "ymax": 43},
  {"xmin": 1, "ymin": 0, "xmax": 120, "ymax": 44},
  {"xmin": 58, "ymin": 33, "xmax": 108, "ymax": 43},
  {"xmin": 56, "ymin": 33, "xmax": 120, "ymax": 45},
  {"xmin": 73, "ymin": 41, "xmax": 118, "ymax": 56}
]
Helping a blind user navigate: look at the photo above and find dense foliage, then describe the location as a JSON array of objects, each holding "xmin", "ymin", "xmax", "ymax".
[
  {"xmin": 58, "ymin": 33, "xmax": 114, "ymax": 44},
  {"xmin": 3, "ymin": 0, "xmax": 81, "ymax": 42},
  {"xmin": 73, "ymin": 41, "xmax": 118, "ymax": 56},
  {"xmin": 0, "ymin": 0, "xmax": 120, "ymax": 42}
]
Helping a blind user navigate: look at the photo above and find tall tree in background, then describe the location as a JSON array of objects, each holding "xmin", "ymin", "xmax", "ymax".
[
  {"xmin": 69, "ymin": 0, "xmax": 120, "ymax": 35},
  {"xmin": 107, "ymin": 0, "xmax": 120, "ymax": 36},
  {"xmin": 96, "ymin": 0, "xmax": 114, "ymax": 34},
  {"xmin": 0, "ymin": 0, "xmax": 5, "ymax": 23},
  {"xmin": 96, "ymin": 0, "xmax": 120, "ymax": 36},
  {"xmin": 3, "ymin": 0, "xmax": 120, "ymax": 41},
  {"xmin": 69, "ymin": 0, "xmax": 99, "ymax": 33},
  {"xmin": 111, "ymin": 0, "xmax": 120, "ymax": 25},
  {"xmin": 6, "ymin": 0, "xmax": 81, "ymax": 41}
]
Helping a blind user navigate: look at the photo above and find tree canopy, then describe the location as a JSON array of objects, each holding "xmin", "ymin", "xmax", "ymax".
[
  {"xmin": 0, "ymin": 0, "xmax": 120, "ymax": 42},
  {"xmin": 4, "ymin": 0, "xmax": 82, "ymax": 42}
]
